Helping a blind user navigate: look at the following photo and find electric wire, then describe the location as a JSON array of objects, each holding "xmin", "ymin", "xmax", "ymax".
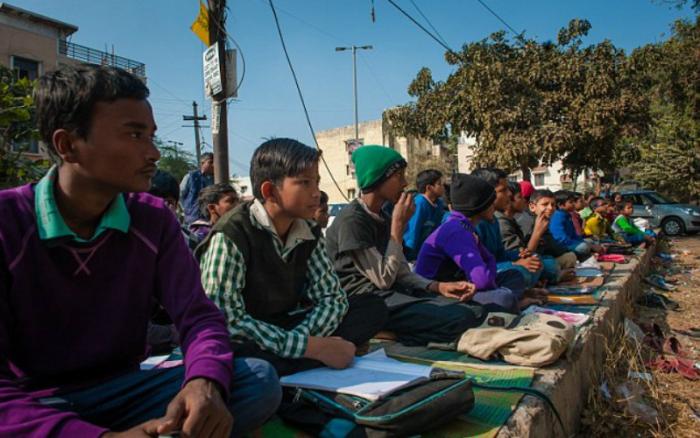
[
  {"xmin": 409, "ymin": 0, "xmax": 450, "ymax": 49},
  {"xmin": 385, "ymin": 0, "xmax": 455, "ymax": 55},
  {"xmin": 475, "ymin": 0, "xmax": 523, "ymax": 39},
  {"xmin": 267, "ymin": 0, "xmax": 349, "ymax": 202}
]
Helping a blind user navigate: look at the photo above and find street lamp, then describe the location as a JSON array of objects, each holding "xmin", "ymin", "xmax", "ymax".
[{"xmin": 335, "ymin": 45, "xmax": 373, "ymax": 141}]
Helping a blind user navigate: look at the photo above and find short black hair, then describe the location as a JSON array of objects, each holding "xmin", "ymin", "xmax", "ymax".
[
  {"xmin": 471, "ymin": 168, "xmax": 508, "ymax": 188},
  {"xmin": 200, "ymin": 152, "xmax": 214, "ymax": 163},
  {"xmin": 553, "ymin": 190, "xmax": 576, "ymax": 207},
  {"xmin": 508, "ymin": 181, "xmax": 521, "ymax": 197},
  {"xmin": 589, "ymin": 197, "xmax": 608, "ymax": 210},
  {"xmin": 198, "ymin": 183, "xmax": 237, "ymax": 219},
  {"xmin": 149, "ymin": 170, "xmax": 179, "ymax": 201},
  {"xmin": 34, "ymin": 64, "xmax": 149, "ymax": 160},
  {"xmin": 571, "ymin": 191, "xmax": 583, "ymax": 199},
  {"xmin": 416, "ymin": 169, "xmax": 443, "ymax": 193},
  {"xmin": 319, "ymin": 190, "xmax": 329, "ymax": 205},
  {"xmin": 530, "ymin": 189, "xmax": 555, "ymax": 204},
  {"xmin": 250, "ymin": 138, "xmax": 320, "ymax": 200}
]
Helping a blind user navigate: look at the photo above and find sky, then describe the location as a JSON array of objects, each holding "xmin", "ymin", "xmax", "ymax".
[{"xmin": 15, "ymin": 0, "xmax": 697, "ymax": 175}]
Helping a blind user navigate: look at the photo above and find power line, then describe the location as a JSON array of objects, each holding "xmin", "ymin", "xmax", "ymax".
[
  {"xmin": 384, "ymin": 0, "xmax": 455, "ymax": 54},
  {"xmin": 409, "ymin": 0, "xmax": 449, "ymax": 49},
  {"xmin": 475, "ymin": 0, "xmax": 523, "ymax": 38},
  {"xmin": 267, "ymin": 0, "xmax": 349, "ymax": 202}
]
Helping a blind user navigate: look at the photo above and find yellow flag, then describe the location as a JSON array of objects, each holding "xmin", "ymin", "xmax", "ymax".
[{"xmin": 190, "ymin": 1, "xmax": 211, "ymax": 46}]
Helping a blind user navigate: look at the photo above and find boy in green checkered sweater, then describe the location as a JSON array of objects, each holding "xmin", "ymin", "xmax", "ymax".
[{"xmin": 197, "ymin": 138, "xmax": 388, "ymax": 376}]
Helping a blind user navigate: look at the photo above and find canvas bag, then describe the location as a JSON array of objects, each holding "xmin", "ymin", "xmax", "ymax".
[{"xmin": 457, "ymin": 313, "xmax": 575, "ymax": 366}]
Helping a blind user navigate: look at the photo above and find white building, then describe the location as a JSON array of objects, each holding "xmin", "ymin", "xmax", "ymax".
[{"xmin": 457, "ymin": 133, "xmax": 591, "ymax": 191}]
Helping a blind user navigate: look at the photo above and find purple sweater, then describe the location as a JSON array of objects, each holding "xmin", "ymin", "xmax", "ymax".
[
  {"xmin": 415, "ymin": 211, "xmax": 498, "ymax": 290},
  {"xmin": 0, "ymin": 184, "xmax": 234, "ymax": 437}
]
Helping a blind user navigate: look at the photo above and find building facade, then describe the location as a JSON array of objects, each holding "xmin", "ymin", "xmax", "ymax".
[
  {"xmin": 0, "ymin": 2, "xmax": 145, "ymax": 157},
  {"xmin": 316, "ymin": 118, "xmax": 450, "ymax": 204}
]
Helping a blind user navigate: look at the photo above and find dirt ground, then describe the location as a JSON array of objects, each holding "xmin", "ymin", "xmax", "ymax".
[
  {"xmin": 640, "ymin": 236, "xmax": 700, "ymax": 437},
  {"xmin": 581, "ymin": 235, "xmax": 700, "ymax": 437}
]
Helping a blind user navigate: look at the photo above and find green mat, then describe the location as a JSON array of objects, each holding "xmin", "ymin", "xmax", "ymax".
[{"xmin": 257, "ymin": 345, "xmax": 535, "ymax": 438}]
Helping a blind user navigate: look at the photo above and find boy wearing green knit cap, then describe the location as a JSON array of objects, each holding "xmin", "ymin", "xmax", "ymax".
[{"xmin": 326, "ymin": 145, "xmax": 491, "ymax": 346}]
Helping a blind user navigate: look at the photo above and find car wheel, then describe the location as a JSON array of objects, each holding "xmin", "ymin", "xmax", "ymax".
[{"xmin": 661, "ymin": 217, "xmax": 685, "ymax": 236}]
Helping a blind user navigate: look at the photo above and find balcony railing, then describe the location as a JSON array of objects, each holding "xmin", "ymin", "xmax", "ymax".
[{"xmin": 58, "ymin": 40, "xmax": 146, "ymax": 78}]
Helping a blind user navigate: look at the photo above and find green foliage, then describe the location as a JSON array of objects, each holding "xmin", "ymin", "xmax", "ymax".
[
  {"xmin": 385, "ymin": 19, "xmax": 650, "ymax": 178},
  {"xmin": 0, "ymin": 65, "xmax": 49, "ymax": 188},
  {"xmin": 626, "ymin": 17, "xmax": 700, "ymax": 202},
  {"xmin": 156, "ymin": 138, "xmax": 196, "ymax": 183}
]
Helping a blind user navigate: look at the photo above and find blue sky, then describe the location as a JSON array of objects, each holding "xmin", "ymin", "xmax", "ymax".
[{"xmin": 16, "ymin": 0, "xmax": 697, "ymax": 175}]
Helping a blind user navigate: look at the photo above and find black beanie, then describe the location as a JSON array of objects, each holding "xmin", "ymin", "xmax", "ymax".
[{"xmin": 451, "ymin": 173, "xmax": 496, "ymax": 216}]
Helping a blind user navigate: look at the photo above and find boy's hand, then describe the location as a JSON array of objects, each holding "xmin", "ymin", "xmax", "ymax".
[
  {"xmin": 533, "ymin": 214, "xmax": 550, "ymax": 236},
  {"xmin": 152, "ymin": 378, "xmax": 232, "ymax": 438},
  {"xmin": 102, "ymin": 421, "xmax": 161, "ymax": 437},
  {"xmin": 515, "ymin": 255, "xmax": 542, "ymax": 272},
  {"xmin": 431, "ymin": 281, "xmax": 477, "ymax": 302},
  {"xmin": 518, "ymin": 248, "xmax": 532, "ymax": 258},
  {"xmin": 391, "ymin": 192, "xmax": 415, "ymax": 241},
  {"xmin": 305, "ymin": 336, "xmax": 356, "ymax": 369}
]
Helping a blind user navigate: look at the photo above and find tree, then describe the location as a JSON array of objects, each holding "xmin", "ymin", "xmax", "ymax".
[
  {"xmin": 0, "ymin": 65, "xmax": 49, "ymax": 188},
  {"xmin": 625, "ymin": 17, "xmax": 700, "ymax": 202},
  {"xmin": 385, "ymin": 19, "xmax": 649, "ymax": 179},
  {"xmin": 155, "ymin": 138, "xmax": 196, "ymax": 183}
]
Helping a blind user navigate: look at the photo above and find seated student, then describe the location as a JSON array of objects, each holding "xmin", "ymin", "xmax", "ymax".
[
  {"xmin": 0, "ymin": 65, "xmax": 280, "ymax": 438},
  {"xmin": 190, "ymin": 183, "xmax": 239, "ymax": 243},
  {"xmin": 514, "ymin": 180, "xmax": 536, "ymax": 233},
  {"xmin": 402, "ymin": 169, "xmax": 446, "ymax": 261},
  {"xmin": 471, "ymin": 168, "xmax": 543, "ymax": 289},
  {"xmin": 149, "ymin": 169, "xmax": 200, "ymax": 250},
  {"xmin": 313, "ymin": 190, "xmax": 331, "ymax": 228},
  {"xmin": 612, "ymin": 201, "xmax": 656, "ymax": 245},
  {"xmin": 579, "ymin": 192, "xmax": 596, "ymax": 221},
  {"xmin": 415, "ymin": 174, "xmax": 531, "ymax": 313},
  {"xmin": 520, "ymin": 189, "xmax": 578, "ymax": 273},
  {"xmin": 326, "ymin": 145, "xmax": 488, "ymax": 346},
  {"xmin": 198, "ymin": 139, "xmax": 388, "ymax": 376},
  {"xmin": 570, "ymin": 192, "xmax": 585, "ymax": 237},
  {"xmin": 496, "ymin": 182, "xmax": 562, "ymax": 284},
  {"xmin": 550, "ymin": 190, "xmax": 602, "ymax": 258},
  {"xmin": 584, "ymin": 197, "xmax": 615, "ymax": 240}
]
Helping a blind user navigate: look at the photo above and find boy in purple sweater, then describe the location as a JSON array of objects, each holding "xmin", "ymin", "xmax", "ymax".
[
  {"xmin": 0, "ymin": 65, "xmax": 280, "ymax": 437},
  {"xmin": 415, "ymin": 174, "xmax": 532, "ymax": 313}
]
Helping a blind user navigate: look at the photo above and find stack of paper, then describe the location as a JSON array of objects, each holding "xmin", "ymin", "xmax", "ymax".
[{"xmin": 280, "ymin": 349, "xmax": 433, "ymax": 401}]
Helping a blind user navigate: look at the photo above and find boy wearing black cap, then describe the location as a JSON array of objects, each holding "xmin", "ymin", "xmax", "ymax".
[
  {"xmin": 414, "ymin": 174, "xmax": 531, "ymax": 313},
  {"xmin": 326, "ymin": 146, "xmax": 488, "ymax": 345}
]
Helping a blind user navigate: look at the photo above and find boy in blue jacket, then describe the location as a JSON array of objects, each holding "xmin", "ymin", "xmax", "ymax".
[
  {"xmin": 403, "ymin": 169, "xmax": 446, "ymax": 261},
  {"xmin": 549, "ymin": 190, "xmax": 602, "ymax": 259}
]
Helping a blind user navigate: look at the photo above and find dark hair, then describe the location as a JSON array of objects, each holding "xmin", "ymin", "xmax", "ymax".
[
  {"xmin": 553, "ymin": 190, "xmax": 576, "ymax": 207},
  {"xmin": 530, "ymin": 189, "xmax": 555, "ymax": 204},
  {"xmin": 508, "ymin": 181, "xmax": 521, "ymax": 197},
  {"xmin": 250, "ymin": 138, "xmax": 320, "ymax": 200},
  {"xmin": 584, "ymin": 192, "xmax": 596, "ymax": 201},
  {"xmin": 416, "ymin": 169, "xmax": 443, "ymax": 193},
  {"xmin": 590, "ymin": 197, "xmax": 608, "ymax": 210},
  {"xmin": 571, "ymin": 191, "xmax": 583, "ymax": 200},
  {"xmin": 200, "ymin": 152, "xmax": 214, "ymax": 163},
  {"xmin": 149, "ymin": 170, "xmax": 179, "ymax": 201},
  {"xmin": 34, "ymin": 64, "xmax": 149, "ymax": 159},
  {"xmin": 611, "ymin": 191, "xmax": 621, "ymax": 200},
  {"xmin": 198, "ymin": 183, "xmax": 237, "ymax": 219},
  {"xmin": 319, "ymin": 190, "xmax": 329, "ymax": 205},
  {"xmin": 471, "ymin": 168, "xmax": 508, "ymax": 188},
  {"xmin": 616, "ymin": 200, "xmax": 633, "ymax": 211}
]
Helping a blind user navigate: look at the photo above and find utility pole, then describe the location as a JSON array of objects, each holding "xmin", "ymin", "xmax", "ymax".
[
  {"xmin": 208, "ymin": 0, "xmax": 229, "ymax": 183},
  {"xmin": 335, "ymin": 45, "xmax": 373, "ymax": 141},
  {"xmin": 182, "ymin": 101, "xmax": 206, "ymax": 163}
]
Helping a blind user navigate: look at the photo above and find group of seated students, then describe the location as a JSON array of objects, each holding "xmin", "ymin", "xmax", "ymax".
[{"xmin": 0, "ymin": 64, "xmax": 655, "ymax": 437}]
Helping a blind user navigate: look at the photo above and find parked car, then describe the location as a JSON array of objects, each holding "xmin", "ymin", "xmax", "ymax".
[{"xmin": 620, "ymin": 190, "xmax": 700, "ymax": 236}]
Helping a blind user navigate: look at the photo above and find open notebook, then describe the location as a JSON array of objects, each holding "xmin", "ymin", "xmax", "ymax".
[{"xmin": 280, "ymin": 349, "xmax": 433, "ymax": 401}]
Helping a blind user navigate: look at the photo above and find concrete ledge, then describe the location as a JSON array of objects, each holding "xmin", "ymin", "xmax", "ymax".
[{"xmin": 497, "ymin": 245, "xmax": 656, "ymax": 438}]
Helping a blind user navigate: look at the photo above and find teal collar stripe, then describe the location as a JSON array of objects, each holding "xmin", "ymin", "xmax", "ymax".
[{"xmin": 34, "ymin": 166, "xmax": 131, "ymax": 242}]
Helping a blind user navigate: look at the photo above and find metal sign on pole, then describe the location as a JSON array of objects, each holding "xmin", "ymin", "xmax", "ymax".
[{"xmin": 203, "ymin": 42, "xmax": 223, "ymax": 98}]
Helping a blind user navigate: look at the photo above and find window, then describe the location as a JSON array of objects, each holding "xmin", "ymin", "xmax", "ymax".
[
  {"xmin": 533, "ymin": 173, "xmax": 545, "ymax": 187},
  {"xmin": 11, "ymin": 56, "xmax": 39, "ymax": 80},
  {"xmin": 347, "ymin": 188, "xmax": 356, "ymax": 199}
]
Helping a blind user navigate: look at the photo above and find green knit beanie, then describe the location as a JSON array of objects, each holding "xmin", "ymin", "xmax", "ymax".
[{"xmin": 351, "ymin": 145, "xmax": 407, "ymax": 190}]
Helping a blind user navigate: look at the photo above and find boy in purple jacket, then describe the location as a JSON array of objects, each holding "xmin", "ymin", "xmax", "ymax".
[
  {"xmin": 0, "ymin": 65, "xmax": 280, "ymax": 437},
  {"xmin": 415, "ymin": 174, "xmax": 532, "ymax": 313}
]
